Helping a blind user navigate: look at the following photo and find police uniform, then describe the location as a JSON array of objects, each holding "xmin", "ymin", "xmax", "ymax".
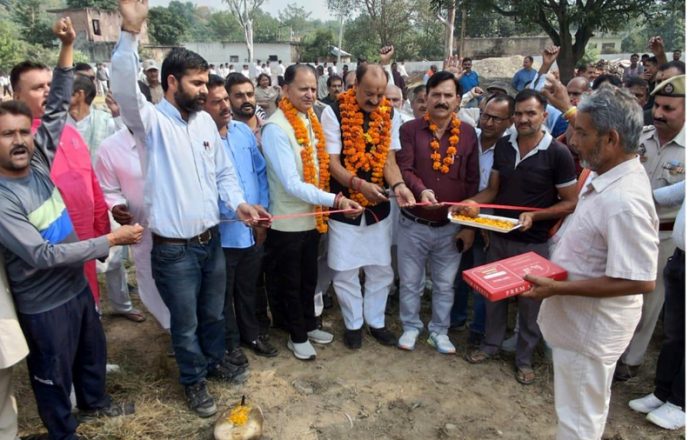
[{"xmin": 620, "ymin": 75, "xmax": 686, "ymax": 371}]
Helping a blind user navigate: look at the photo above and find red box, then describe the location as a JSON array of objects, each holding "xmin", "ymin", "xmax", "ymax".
[{"xmin": 462, "ymin": 252, "xmax": 567, "ymax": 302}]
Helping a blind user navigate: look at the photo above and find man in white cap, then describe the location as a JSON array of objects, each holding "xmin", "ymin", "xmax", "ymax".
[{"xmin": 143, "ymin": 59, "xmax": 163, "ymax": 104}]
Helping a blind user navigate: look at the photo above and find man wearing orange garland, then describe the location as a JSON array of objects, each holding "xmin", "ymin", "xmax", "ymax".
[
  {"xmin": 320, "ymin": 63, "xmax": 416, "ymax": 350},
  {"xmin": 396, "ymin": 71, "xmax": 480, "ymax": 354},
  {"xmin": 261, "ymin": 64, "xmax": 362, "ymax": 361}
]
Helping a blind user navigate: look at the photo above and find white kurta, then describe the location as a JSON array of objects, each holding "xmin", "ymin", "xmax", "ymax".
[
  {"xmin": 321, "ymin": 104, "xmax": 401, "ymax": 271},
  {"xmin": 94, "ymin": 128, "xmax": 171, "ymax": 330}
]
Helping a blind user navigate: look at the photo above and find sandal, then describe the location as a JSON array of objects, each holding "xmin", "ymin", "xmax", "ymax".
[
  {"xmin": 515, "ymin": 367, "xmax": 536, "ymax": 385},
  {"xmin": 464, "ymin": 349, "xmax": 492, "ymax": 364},
  {"xmin": 115, "ymin": 308, "xmax": 146, "ymax": 323}
]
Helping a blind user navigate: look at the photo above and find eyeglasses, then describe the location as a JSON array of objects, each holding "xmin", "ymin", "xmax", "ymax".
[{"xmin": 480, "ymin": 113, "xmax": 509, "ymax": 124}]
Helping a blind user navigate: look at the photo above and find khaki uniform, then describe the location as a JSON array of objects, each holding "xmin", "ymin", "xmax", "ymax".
[{"xmin": 622, "ymin": 125, "xmax": 685, "ymax": 367}]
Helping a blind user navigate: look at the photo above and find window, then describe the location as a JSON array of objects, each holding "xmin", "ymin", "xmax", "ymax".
[
  {"xmin": 229, "ymin": 55, "xmax": 239, "ymax": 63},
  {"xmin": 92, "ymin": 19, "xmax": 101, "ymax": 36},
  {"xmin": 268, "ymin": 55, "xmax": 278, "ymax": 62}
]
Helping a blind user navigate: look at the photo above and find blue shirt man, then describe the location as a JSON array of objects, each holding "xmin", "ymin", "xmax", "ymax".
[
  {"xmin": 458, "ymin": 57, "xmax": 479, "ymax": 94},
  {"xmin": 512, "ymin": 56, "xmax": 537, "ymax": 92}
]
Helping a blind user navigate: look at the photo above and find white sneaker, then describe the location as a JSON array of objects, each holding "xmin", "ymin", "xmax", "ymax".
[
  {"xmin": 427, "ymin": 332, "xmax": 456, "ymax": 354},
  {"xmin": 287, "ymin": 339, "xmax": 316, "ymax": 360},
  {"xmin": 307, "ymin": 329, "xmax": 333, "ymax": 345},
  {"xmin": 646, "ymin": 402, "xmax": 685, "ymax": 430},
  {"xmin": 629, "ymin": 393, "xmax": 665, "ymax": 414},
  {"xmin": 398, "ymin": 329, "xmax": 420, "ymax": 351}
]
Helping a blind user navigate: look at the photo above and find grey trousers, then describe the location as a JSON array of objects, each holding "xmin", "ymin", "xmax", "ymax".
[{"xmin": 480, "ymin": 233, "xmax": 549, "ymax": 368}]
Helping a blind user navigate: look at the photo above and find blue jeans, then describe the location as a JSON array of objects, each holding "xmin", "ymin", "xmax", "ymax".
[
  {"xmin": 151, "ymin": 230, "xmax": 226, "ymax": 385},
  {"xmin": 451, "ymin": 232, "xmax": 486, "ymax": 334}
]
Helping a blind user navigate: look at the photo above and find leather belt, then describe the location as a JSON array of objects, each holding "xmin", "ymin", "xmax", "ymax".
[
  {"xmin": 659, "ymin": 221, "xmax": 675, "ymax": 232},
  {"xmin": 400, "ymin": 209, "xmax": 449, "ymax": 228},
  {"xmin": 152, "ymin": 227, "xmax": 215, "ymax": 246}
]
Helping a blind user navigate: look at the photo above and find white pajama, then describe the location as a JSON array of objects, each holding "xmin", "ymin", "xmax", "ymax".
[{"xmin": 552, "ymin": 346, "xmax": 616, "ymax": 440}]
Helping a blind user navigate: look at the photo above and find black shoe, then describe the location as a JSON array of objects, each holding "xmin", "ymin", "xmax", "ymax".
[
  {"xmin": 76, "ymin": 400, "xmax": 135, "ymax": 423},
  {"xmin": 184, "ymin": 380, "xmax": 217, "ymax": 418},
  {"xmin": 613, "ymin": 361, "xmax": 640, "ymax": 382},
  {"xmin": 208, "ymin": 359, "xmax": 249, "ymax": 384},
  {"xmin": 226, "ymin": 347, "xmax": 249, "ymax": 366},
  {"xmin": 368, "ymin": 326, "xmax": 397, "ymax": 346},
  {"xmin": 244, "ymin": 338, "xmax": 279, "ymax": 357},
  {"xmin": 323, "ymin": 293, "xmax": 334, "ymax": 310},
  {"xmin": 343, "ymin": 329, "xmax": 362, "ymax": 349}
]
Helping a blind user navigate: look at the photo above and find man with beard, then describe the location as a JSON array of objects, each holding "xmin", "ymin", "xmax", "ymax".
[
  {"xmin": 111, "ymin": 0, "xmax": 269, "ymax": 418},
  {"xmin": 456, "ymin": 89, "xmax": 577, "ymax": 385},
  {"xmin": 203, "ymin": 74, "xmax": 277, "ymax": 361},
  {"xmin": 321, "ymin": 63, "xmax": 416, "ymax": 350},
  {"xmin": 396, "ymin": 71, "xmax": 479, "ymax": 354},
  {"xmin": 226, "ymin": 73, "xmax": 264, "ymax": 143},
  {"xmin": 614, "ymin": 75, "xmax": 685, "ymax": 383},
  {"xmin": 524, "ymin": 83, "xmax": 659, "ymax": 440},
  {"xmin": 623, "ymin": 53, "xmax": 644, "ymax": 82}
]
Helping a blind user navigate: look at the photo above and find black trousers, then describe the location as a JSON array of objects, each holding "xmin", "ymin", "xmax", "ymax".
[
  {"xmin": 654, "ymin": 247, "xmax": 685, "ymax": 409},
  {"xmin": 264, "ymin": 229, "xmax": 319, "ymax": 343},
  {"xmin": 224, "ymin": 245, "xmax": 264, "ymax": 349},
  {"xmin": 18, "ymin": 287, "xmax": 111, "ymax": 440}
]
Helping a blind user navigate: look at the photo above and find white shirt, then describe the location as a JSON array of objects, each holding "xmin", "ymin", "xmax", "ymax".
[
  {"xmin": 111, "ymin": 32, "xmax": 245, "ymax": 238},
  {"xmin": 93, "ymin": 128, "xmax": 148, "ymax": 225},
  {"xmin": 538, "ymin": 157, "xmax": 659, "ymax": 362}
]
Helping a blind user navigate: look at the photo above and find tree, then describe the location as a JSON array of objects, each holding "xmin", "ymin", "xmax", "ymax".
[
  {"xmin": 621, "ymin": 0, "xmax": 685, "ymax": 52},
  {"xmin": 326, "ymin": 0, "xmax": 359, "ymax": 65},
  {"xmin": 446, "ymin": 0, "xmax": 655, "ymax": 83},
  {"xmin": 65, "ymin": 0, "xmax": 117, "ymax": 10},
  {"xmin": 362, "ymin": 0, "xmax": 415, "ymax": 47},
  {"xmin": 279, "ymin": 3, "xmax": 311, "ymax": 39},
  {"xmin": 209, "ymin": 11, "xmax": 244, "ymax": 42},
  {"xmin": 148, "ymin": 6, "xmax": 188, "ymax": 45},
  {"xmin": 223, "ymin": 0, "xmax": 264, "ymax": 65},
  {"xmin": 10, "ymin": 0, "xmax": 55, "ymax": 48},
  {"xmin": 431, "ymin": 0, "xmax": 456, "ymax": 57},
  {"xmin": 300, "ymin": 28, "xmax": 335, "ymax": 62}
]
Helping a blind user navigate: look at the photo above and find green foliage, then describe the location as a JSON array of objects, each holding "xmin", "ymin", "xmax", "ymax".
[
  {"xmin": 208, "ymin": 11, "xmax": 244, "ymax": 42},
  {"xmin": 621, "ymin": 0, "xmax": 685, "ymax": 52},
  {"xmin": 10, "ymin": 0, "xmax": 55, "ymax": 48},
  {"xmin": 253, "ymin": 10, "xmax": 283, "ymax": 43},
  {"xmin": 578, "ymin": 46, "xmax": 599, "ymax": 66},
  {"xmin": 279, "ymin": 3, "xmax": 312, "ymax": 38},
  {"xmin": 300, "ymin": 28, "xmax": 335, "ymax": 62},
  {"xmin": 65, "ymin": 0, "xmax": 117, "ymax": 10},
  {"xmin": 148, "ymin": 6, "xmax": 188, "ymax": 45}
]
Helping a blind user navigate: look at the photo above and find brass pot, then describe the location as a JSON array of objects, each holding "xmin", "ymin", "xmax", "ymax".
[{"xmin": 213, "ymin": 398, "xmax": 264, "ymax": 440}]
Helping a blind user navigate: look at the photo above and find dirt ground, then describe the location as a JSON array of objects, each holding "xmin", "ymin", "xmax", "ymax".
[{"xmin": 14, "ymin": 278, "xmax": 685, "ymax": 440}]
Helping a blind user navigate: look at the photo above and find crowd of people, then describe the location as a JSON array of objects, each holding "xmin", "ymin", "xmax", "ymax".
[{"xmin": 0, "ymin": 1, "xmax": 686, "ymax": 439}]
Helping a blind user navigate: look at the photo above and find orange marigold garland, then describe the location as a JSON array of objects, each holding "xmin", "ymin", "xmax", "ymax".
[
  {"xmin": 338, "ymin": 88, "xmax": 392, "ymax": 206},
  {"xmin": 424, "ymin": 112, "xmax": 460, "ymax": 174},
  {"xmin": 278, "ymin": 97, "xmax": 331, "ymax": 233}
]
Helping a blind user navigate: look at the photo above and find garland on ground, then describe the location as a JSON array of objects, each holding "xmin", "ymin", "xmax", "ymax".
[
  {"xmin": 424, "ymin": 112, "xmax": 460, "ymax": 175},
  {"xmin": 278, "ymin": 97, "xmax": 330, "ymax": 233},
  {"xmin": 338, "ymin": 88, "xmax": 391, "ymax": 206}
]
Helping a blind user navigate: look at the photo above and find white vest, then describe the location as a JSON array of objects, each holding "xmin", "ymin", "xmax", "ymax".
[
  {"xmin": 263, "ymin": 109, "xmax": 321, "ymax": 232},
  {"xmin": 0, "ymin": 254, "xmax": 29, "ymax": 368}
]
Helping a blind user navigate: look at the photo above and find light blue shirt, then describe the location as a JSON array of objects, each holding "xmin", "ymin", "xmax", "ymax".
[
  {"xmin": 261, "ymin": 121, "xmax": 336, "ymax": 207},
  {"xmin": 512, "ymin": 68, "xmax": 537, "ymax": 92},
  {"xmin": 219, "ymin": 121, "xmax": 269, "ymax": 248},
  {"xmin": 653, "ymin": 180, "xmax": 685, "ymax": 251},
  {"xmin": 475, "ymin": 128, "xmax": 495, "ymax": 191},
  {"xmin": 111, "ymin": 32, "xmax": 245, "ymax": 239}
]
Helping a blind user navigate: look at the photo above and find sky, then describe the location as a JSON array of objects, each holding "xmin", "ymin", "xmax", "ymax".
[{"xmin": 149, "ymin": 0, "xmax": 333, "ymax": 21}]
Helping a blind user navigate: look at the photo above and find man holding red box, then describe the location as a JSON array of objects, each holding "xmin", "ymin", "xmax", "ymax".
[{"xmin": 523, "ymin": 81, "xmax": 659, "ymax": 439}]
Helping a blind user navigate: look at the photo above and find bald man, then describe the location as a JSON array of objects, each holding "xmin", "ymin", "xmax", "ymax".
[{"xmin": 321, "ymin": 64, "xmax": 416, "ymax": 349}]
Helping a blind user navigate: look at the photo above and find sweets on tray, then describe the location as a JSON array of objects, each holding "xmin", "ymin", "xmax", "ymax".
[{"xmin": 449, "ymin": 213, "xmax": 518, "ymax": 231}]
